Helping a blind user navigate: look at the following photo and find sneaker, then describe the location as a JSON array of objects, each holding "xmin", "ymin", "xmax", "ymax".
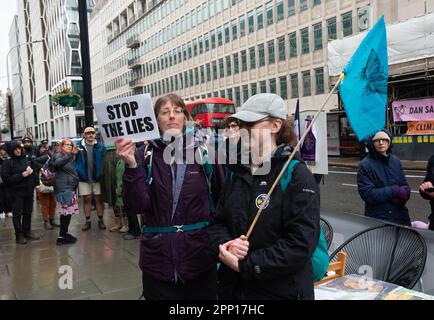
[
  {"xmin": 82, "ymin": 221, "xmax": 91, "ymax": 231},
  {"xmin": 123, "ymin": 233, "xmax": 139, "ymax": 240},
  {"xmin": 16, "ymin": 234, "xmax": 28, "ymax": 245},
  {"xmin": 24, "ymin": 232, "xmax": 40, "ymax": 241},
  {"xmin": 44, "ymin": 221, "xmax": 54, "ymax": 230},
  {"xmin": 64, "ymin": 233, "xmax": 77, "ymax": 243},
  {"xmin": 0, "ymin": 213, "xmax": 5, "ymax": 219},
  {"xmin": 98, "ymin": 220, "xmax": 106, "ymax": 230},
  {"xmin": 6, "ymin": 212, "xmax": 12, "ymax": 217},
  {"xmin": 56, "ymin": 237, "xmax": 67, "ymax": 246}
]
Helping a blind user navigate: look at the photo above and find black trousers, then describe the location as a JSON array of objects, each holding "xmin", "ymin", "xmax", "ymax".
[
  {"xmin": 126, "ymin": 209, "xmax": 141, "ymax": 236},
  {"xmin": 0, "ymin": 184, "xmax": 11, "ymax": 213},
  {"xmin": 142, "ymin": 270, "xmax": 217, "ymax": 300},
  {"xmin": 12, "ymin": 194, "xmax": 34, "ymax": 237}
]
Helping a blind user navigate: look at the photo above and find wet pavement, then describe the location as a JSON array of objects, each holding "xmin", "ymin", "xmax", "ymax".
[{"xmin": 0, "ymin": 200, "xmax": 143, "ymax": 300}]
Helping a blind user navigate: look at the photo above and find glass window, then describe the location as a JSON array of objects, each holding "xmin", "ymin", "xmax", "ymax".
[
  {"xmin": 289, "ymin": 31, "xmax": 297, "ymax": 57},
  {"xmin": 342, "ymin": 11, "xmax": 353, "ymax": 37},
  {"xmin": 300, "ymin": 0, "xmax": 308, "ymax": 11},
  {"xmin": 260, "ymin": 80, "xmax": 267, "ymax": 93},
  {"xmin": 226, "ymin": 56, "xmax": 232, "ymax": 76},
  {"xmin": 301, "ymin": 27, "xmax": 309, "ymax": 54},
  {"xmin": 313, "ymin": 0, "xmax": 321, "ymax": 5},
  {"xmin": 209, "ymin": 0, "xmax": 214, "ymax": 16},
  {"xmin": 269, "ymin": 78, "xmax": 276, "ymax": 93},
  {"xmin": 233, "ymin": 53, "xmax": 239, "ymax": 74},
  {"xmin": 189, "ymin": 69, "xmax": 194, "ymax": 87},
  {"xmin": 315, "ymin": 67, "xmax": 324, "ymax": 94},
  {"xmin": 224, "ymin": 23, "xmax": 230, "ymax": 43},
  {"xmin": 211, "ymin": 30, "xmax": 216, "ymax": 48},
  {"xmin": 231, "ymin": 19, "xmax": 238, "ymax": 40},
  {"xmin": 257, "ymin": 6, "xmax": 264, "ymax": 30},
  {"xmin": 302, "ymin": 70, "xmax": 311, "ymax": 96},
  {"xmin": 192, "ymin": 9, "xmax": 197, "ymax": 27},
  {"xmin": 200, "ymin": 65, "xmax": 205, "ymax": 83},
  {"xmin": 279, "ymin": 76, "xmax": 287, "ymax": 99},
  {"xmin": 235, "ymin": 87, "xmax": 241, "ymax": 106},
  {"xmin": 251, "ymin": 82, "xmax": 257, "ymax": 95},
  {"xmin": 242, "ymin": 85, "xmax": 249, "ymax": 103},
  {"xmin": 239, "ymin": 15, "xmax": 246, "ymax": 37},
  {"xmin": 266, "ymin": 2, "xmax": 273, "ymax": 26},
  {"xmin": 203, "ymin": 3, "xmax": 208, "ymax": 21},
  {"xmin": 205, "ymin": 33, "xmax": 210, "ymax": 52},
  {"xmin": 241, "ymin": 50, "xmax": 247, "ymax": 72},
  {"xmin": 217, "ymin": 27, "xmax": 223, "ymax": 46},
  {"xmin": 258, "ymin": 43, "xmax": 265, "ymax": 66},
  {"xmin": 358, "ymin": 6, "xmax": 370, "ymax": 32},
  {"xmin": 223, "ymin": 0, "xmax": 229, "ymax": 10},
  {"xmin": 268, "ymin": 40, "xmax": 275, "ymax": 64},
  {"xmin": 216, "ymin": 0, "xmax": 222, "ymax": 13},
  {"xmin": 248, "ymin": 10, "xmax": 255, "ymax": 33},
  {"xmin": 327, "ymin": 17, "xmax": 337, "ymax": 40},
  {"xmin": 206, "ymin": 63, "xmax": 211, "ymax": 81},
  {"xmin": 249, "ymin": 47, "xmax": 256, "ymax": 69},
  {"xmin": 219, "ymin": 58, "xmax": 224, "ymax": 78},
  {"xmin": 199, "ymin": 36, "xmax": 203, "ymax": 54},
  {"xmin": 193, "ymin": 38, "xmax": 198, "ymax": 56},
  {"xmin": 227, "ymin": 88, "xmax": 233, "ymax": 101},
  {"xmin": 212, "ymin": 61, "xmax": 217, "ymax": 80},
  {"xmin": 290, "ymin": 73, "xmax": 299, "ymax": 98},
  {"xmin": 278, "ymin": 36, "xmax": 286, "ymax": 61},
  {"xmin": 288, "ymin": 0, "xmax": 295, "ymax": 16},
  {"xmin": 277, "ymin": 0, "xmax": 284, "ymax": 21},
  {"xmin": 313, "ymin": 22, "xmax": 323, "ymax": 50}
]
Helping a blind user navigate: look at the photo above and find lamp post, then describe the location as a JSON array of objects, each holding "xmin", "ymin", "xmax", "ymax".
[
  {"xmin": 78, "ymin": 0, "xmax": 94, "ymax": 127},
  {"xmin": 6, "ymin": 40, "xmax": 44, "ymax": 138}
]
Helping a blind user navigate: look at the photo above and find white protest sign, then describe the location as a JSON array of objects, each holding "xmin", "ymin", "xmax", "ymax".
[{"xmin": 94, "ymin": 94, "xmax": 159, "ymax": 146}]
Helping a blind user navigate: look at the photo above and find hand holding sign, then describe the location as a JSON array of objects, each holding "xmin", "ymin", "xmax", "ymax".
[
  {"xmin": 94, "ymin": 94, "xmax": 159, "ymax": 146},
  {"xmin": 115, "ymin": 138, "xmax": 137, "ymax": 168}
]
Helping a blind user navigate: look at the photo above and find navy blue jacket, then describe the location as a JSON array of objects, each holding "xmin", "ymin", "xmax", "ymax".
[
  {"xmin": 357, "ymin": 131, "xmax": 411, "ymax": 226},
  {"xmin": 75, "ymin": 139, "xmax": 106, "ymax": 182},
  {"xmin": 420, "ymin": 155, "xmax": 434, "ymax": 220}
]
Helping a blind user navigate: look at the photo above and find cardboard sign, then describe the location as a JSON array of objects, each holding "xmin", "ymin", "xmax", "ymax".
[
  {"xmin": 94, "ymin": 94, "xmax": 159, "ymax": 146},
  {"xmin": 406, "ymin": 120, "xmax": 434, "ymax": 136}
]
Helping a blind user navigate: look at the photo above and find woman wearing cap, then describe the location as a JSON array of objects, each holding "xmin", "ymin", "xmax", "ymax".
[
  {"xmin": 357, "ymin": 130, "xmax": 411, "ymax": 226},
  {"xmin": 419, "ymin": 154, "xmax": 434, "ymax": 230},
  {"xmin": 115, "ymin": 93, "xmax": 226, "ymax": 300},
  {"xmin": 49, "ymin": 139, "xmax": 80, "ymax": 245},
  {"xmin": 208, "ymin": 93, "xmax": 320, "ymax": 300}
]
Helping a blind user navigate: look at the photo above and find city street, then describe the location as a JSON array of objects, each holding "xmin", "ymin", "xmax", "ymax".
[{"xmin": 320, "ymin": 165, "xmax": 431, "ymax": 223}]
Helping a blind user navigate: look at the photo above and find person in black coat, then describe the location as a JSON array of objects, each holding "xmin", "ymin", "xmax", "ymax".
[
  {"xmin": 208, "ymin": 94, "xmax": 320, "ymax": 300},
  {"xmin": 419, "ymin": 155, "xmax": 434, "ymax": 230},
  {"xmin": 1, "ymin": 141, "xmax": 40, "ymax": 244},
  {"xmin": 357, "ymin": 130, "xmax": 411, "ymax": 226},
  {"xmin": 0, "ymin": 143, "xmax": 12, "ymax": 218}
]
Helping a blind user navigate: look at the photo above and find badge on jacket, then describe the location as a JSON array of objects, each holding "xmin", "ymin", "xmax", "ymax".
[{"xmin": 255, "ymin": 194, "xmax": 270, "ymax": 209}]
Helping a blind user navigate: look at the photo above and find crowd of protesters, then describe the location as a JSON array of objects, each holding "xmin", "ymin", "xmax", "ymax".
[{"xmin": 0, "ymin": 92, "xmax": 433, "ymax": 300}]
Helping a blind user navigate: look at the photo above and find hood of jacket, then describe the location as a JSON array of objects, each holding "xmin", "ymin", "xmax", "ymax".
[
  {"xmin": 7, "ymin": 141, "xmax": 25, "ymax": 159},
  {"xmin": 365, "ymin": 129, "xmax": 393, "ymax": 161}
]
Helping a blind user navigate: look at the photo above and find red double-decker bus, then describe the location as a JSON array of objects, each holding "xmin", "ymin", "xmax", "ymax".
[{"xmin": 185, "ymin": 97, "xmax": 236, "ymax": 128}]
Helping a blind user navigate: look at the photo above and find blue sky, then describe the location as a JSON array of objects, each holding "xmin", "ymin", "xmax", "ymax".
[{"xmin": 0, "ymin": 2, "xmax": 18, "ymax": 91}]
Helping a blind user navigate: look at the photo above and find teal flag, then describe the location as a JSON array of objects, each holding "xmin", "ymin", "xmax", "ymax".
[{"xmin": 339, "ymin": 16, "xmax": 388, "ymax": 141}]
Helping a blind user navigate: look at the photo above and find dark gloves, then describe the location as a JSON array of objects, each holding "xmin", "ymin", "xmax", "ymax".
[{"xmin": 392, "ymin": 185, "xmax": 410, "ymax": 205}]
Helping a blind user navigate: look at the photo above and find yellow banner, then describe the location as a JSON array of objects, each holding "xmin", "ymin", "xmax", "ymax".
[{"xmin": 406, "ymin": 120, "xmax": 434, "ymax": 135}]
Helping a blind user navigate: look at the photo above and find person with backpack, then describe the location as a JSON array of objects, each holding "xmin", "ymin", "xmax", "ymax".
[
  {"xmin": 208, "ymin": 93, "xmax": 321, "ymax": 300},
  {"xmin": 115, "ymin": 93, "xmax": 226, "ymax": 300},
  {"xmin": 49, "ymin": 139, "xmax": 80, "ymax": 245}
]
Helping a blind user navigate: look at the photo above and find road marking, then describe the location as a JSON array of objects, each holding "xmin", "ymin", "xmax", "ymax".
[
  {"xmin": 342, "ymin": 183, "xmax": 420, "ymax": 194},
  {"xmin": 330, "ymin": 170, "xmax": 424, "ymax": 179}
]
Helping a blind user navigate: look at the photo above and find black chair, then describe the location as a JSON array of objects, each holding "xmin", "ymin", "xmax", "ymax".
[
  {"xmin": 320, "ymin": 217, "xmax": 333, "ymax": 249},
  {"xmin": 329, "ymin": 224, "xmax": 427, "ymax": 289}
]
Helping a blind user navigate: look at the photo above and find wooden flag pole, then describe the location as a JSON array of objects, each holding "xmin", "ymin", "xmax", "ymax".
[{"xmin": 246, "ymin": 75, "xmax": 344, "ymax": 239}]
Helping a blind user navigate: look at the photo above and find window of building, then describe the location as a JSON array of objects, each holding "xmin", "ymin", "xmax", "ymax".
[
  {"xmin": 189, "ymin": 69, "xmax": 194, "ymax": 87},
  {"xmin": 240, "ymin": 15, "xmax": 246, "ymax": 37},
  {"xmin": 248, "ymin": 10, "xmax": 254, "ymax": 33},
  {"xmin": 290, "ymin": 73, "xmax": 299, "ymax": 98},
  {"xmin": 233, "ymin": 53, "xmax": 239, "ymax": 74},
  {"xmin": 205, "ymin": 33, "xmax": 210, "ymax": 51},
  {"xmin": 276, "ymin": 0, "xmax": 284, "ymax": 21},
  {"xmin": 206, "ymin": 63, "xmax": 211, "ymax": 81},
  {"xmin": 219, "ymin": 58, "xmax": 224, "ymax": 78},
  {"xmin": 313, "ymin": 22, "xmax": 323, "ymax": 50},
  {"xmin": 302, "ymin": 70, "xmax": 311, "ymax": 96},
  {"xmin": 278, "ymin": 36, "xmax": 286, "ymax": 61},
  {"xmin": 260, "ymin": 80, "xmax": 267, "ymax": 93},
  {"xmin": 212, "ymin": 61, "xmax": 217, "ymax": 80},
  {"xmin": 327, "ymin": 17, "xmax": 337, "ymax": 40},
  {"xmin": 199, "ymin": 36, "xmax": 203, "ymax": 54},
  {"xmin": 211, "ymin": 30, "xmax": 216, "ymax": 48},
  {"xmin": 266, "ymin": 2, "xmax": 273, "ymax": 26},
  {"xmin": 358, "ymin": 6, "xmax": 370, "ymax": 32},
  {"xmin": 209, "ymin": 0, "xmax": 215, "ymax": 16},
  {"xmin": 241, "ymin": 50, "xmax": 247, "ymax": 72},
  {"xmin": 217, "ymin": 27, "xmax": 223, "ymax": 46},
  {"xmin": 315, "ymin": 67, "xmax": 324, "ymax": 94},
  {"xmin": 232, "ymin": 19, "xmax": 238, "ymax": 40},
  {"xmin": 227, "ymin": 88, "xmax": 233, "ymax": 101},
  {"xmin": 251, "ymin": 82, "xmax": 257, "ymax": 95},
  {"xmin": 279, "ymin": 76, "xmax": 287, "ymax": 99},
  {"xmin": 301, "ymin": 27, "xmax": 309, "ymax": 54},
  {"xmin": 242, "ymin": 85, "xmax": 249, "ymax": 102},
  {"xmin": 193, "ymin": 38, "xmax": 198, "ymax": 56},
  {"xmin": 269, "ymin": 78, "xmax": 276, "ymax": 93},
  {"xmin": 257, "ymin": 6, "xmax": 264, "ymax": 30},
  {"xmin": 300, "ymin": 0, "xmax": 308, "ymax": 11},
  {"xmin": 289, "ymin": 31, "xmax": 297, "ymax": 57},
  {"xmin": 249, "ymin": 47, "xmax": 256, "ymax": 69},
  {"xmin": 226, "ymin": 56, "xmax": 232, "ymax": 76},
  {"xmin": 288, "ymin": 0, "xmax": 295, "ymax": 16},
  {"xmin": 235, "ymin": 87, "xmax": 241, "ymax": 106},
  {"xmin": 224, "ymin": 23, "xmax": 230, "ymax": 43},
  {"xmin": 342, "ymin": 11, "xmax": 353, "ymax": 37},
  {"xmin": 258, "ymin": 43, "xmax": 265, "ymax": 66},
  {"xmin": 268, "ymin": 40, "xmax": 275, "ymax": 64}
]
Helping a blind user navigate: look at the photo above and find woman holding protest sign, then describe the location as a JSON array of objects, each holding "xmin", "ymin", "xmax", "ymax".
[
  {"xmin": 115, "ymin": 93, "xmax": 226, "ymax": 300},
  {"xmin": 49, "ymin": 139, "xmax": 80, "ymax": 245},
  {"xmin": 207, "ymin": 93, "xmax": 321, "ymax": 300}
]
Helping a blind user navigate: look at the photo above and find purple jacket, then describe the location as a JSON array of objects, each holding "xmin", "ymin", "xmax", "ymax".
[{"xmin": 123, "ymin": 136, "xmax": 226, "ymax": 283}]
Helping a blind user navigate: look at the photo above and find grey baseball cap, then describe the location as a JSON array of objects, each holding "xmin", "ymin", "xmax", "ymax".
[{"xmin": 230, "ymin": 93, "xmax": 287, "ymax": 123}]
